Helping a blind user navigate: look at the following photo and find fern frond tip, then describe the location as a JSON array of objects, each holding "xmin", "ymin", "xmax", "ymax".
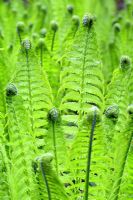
[
  {"xmin": 105, "ymin": 105, "xmax": 119, "ymax": 120},
  {"xmin": 120, "ymin": 55, "xmax": 131, "ymax": 70},
  {"xmin": 6, "ymin": 83, "xmax": 18, "ymax": 97}
]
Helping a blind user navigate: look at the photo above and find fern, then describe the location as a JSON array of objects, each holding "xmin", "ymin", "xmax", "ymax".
[
  {"xmin": 0, "ymin": 1, "xmax": 133, "ymax": 199},
  {"xmin": 34, "ymin": 153, "xmax": 68, "ymax": 200},
  {"xmin": 13, "ymin": 39, "xmax": 53, "ymax": 153}
]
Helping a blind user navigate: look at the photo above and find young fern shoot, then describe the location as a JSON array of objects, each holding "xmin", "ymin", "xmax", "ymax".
[
  {"xmin": 48, "ymin": 108, "xmax": 59, "ymax": 174},
  {"xmin": 50, "ymin": 20, "xmax": 58, "ymax": 52}
]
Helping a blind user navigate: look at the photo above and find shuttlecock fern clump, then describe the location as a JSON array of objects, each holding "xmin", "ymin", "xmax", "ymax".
[{"xmin": 0, "ymin": 1, "xmax": 132, "ymax": 200}]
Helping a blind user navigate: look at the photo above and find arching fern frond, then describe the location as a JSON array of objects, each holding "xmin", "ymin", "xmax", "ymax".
[
  {"xmin": 34, "ymin": 152, "xmax": 69, "ymax": 200},
  {"xmin": 58, "ymin": 14, "xmax": 104, "ymax": 148},
  {"xmin": 12, "ymin": 39, "xmax": 53, "ymax": 153},
  {"xmin": 6, "ymin": 94, "xmax": 38, "ymax": 200}
]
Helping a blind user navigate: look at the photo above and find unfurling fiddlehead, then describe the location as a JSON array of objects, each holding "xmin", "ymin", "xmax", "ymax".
[
  {"xmin": 22, "ymin": 39, "xmax": 31, "ymax": 64},
  {"xmin": 16, "ymin": 21, "xmax": 25, "ymax": 44},
  {"xmin": 120, "ymin": 55, "xmax": 131, "ymax": 70},
  {"xmin": 6, "ymin": 83, "xmax": 18, "ymax": 97},
  {"xmin": 67, "ymin": 4, "xmax": 74, "ymax": 15},
  {"xmin": 105, "ymin": 105, "xmax": 119, "ymax": 121},
  {"xmin": 82, "ymin": 14, "xmax": 95, "ymax": 28},
  {"xmin": 38, "ymin": 38, "xmax": 45, "ymax": 68},
  {"xmin": 50, "ymin": 20, "xmax": 58, "ymax": 51}
]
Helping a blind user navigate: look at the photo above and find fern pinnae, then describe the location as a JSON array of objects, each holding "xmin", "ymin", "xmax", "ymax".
[
  {"xmin": 23, "ymin": 39, "xmax": 34, "ymax": 133},
  {"xmin": 84, "ymin": 108, "xmax": 97, "ymax": 200},
  {"xmin": 0, "ymin": 120, "xmax": 11, "ymax": 199},
  {"xmin": 109, "ymin": 115, "xmax": 133, "ymax": 200},
  {"xmin": 6, "ymin": 92, "xmax": 37, "ymax": 199},
  {"xmin": 14, "ymin": 38, "xmax": 53, "ymax": 153},
  {"xmin": 78, "ymin": 14, "xmax": 94, "ymax": 118}
]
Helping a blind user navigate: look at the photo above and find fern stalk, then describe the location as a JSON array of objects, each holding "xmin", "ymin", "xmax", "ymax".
[
  {"xmin": 40, "ymin": 161, "xmax": 52, "ymax": 200},
  {"xmin": 52, "ymin": 122, "xmax": 58, "ymax": 174},
  {"xmin": 51, "ymin": 31, "xmax": 56, "ymax": 51},
  {"xmin": 25, "ymin": 47, "xmax": 34, "ymax": 133},
  {"xmin": 84, "ymin": 111, "xmax": 97, "ymax": 200},
  {"xmin": 40, "ymin": 43, "xmax": 43, "ymax": 68}
]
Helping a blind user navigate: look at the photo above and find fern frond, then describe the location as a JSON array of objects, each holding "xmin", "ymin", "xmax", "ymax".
[
  {"xmin": 13, "ymin": 40, "xmax": 53, "ymax": 153},
  {"xmin": 0, "ymin": 117, "xmax": 11, "ymax": 200},
  {"xmin": 58, "ymin": 14, "xmax": 104, "ymax": 149},
  {"xmin": 6, "ymin": 94, "xmax": 38, "ymax": 200},
  {"xmin": 108, "ymin": 117, "xmax": 133, "ymax": 200},
  {"xmin": 34, "ymin": 153, "xmax": 69, "ymax": 200}
]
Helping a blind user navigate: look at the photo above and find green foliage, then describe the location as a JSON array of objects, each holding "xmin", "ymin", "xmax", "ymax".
[{"xmin": 0, "ymin": 0, "xmax": 132, "ymax": 200}]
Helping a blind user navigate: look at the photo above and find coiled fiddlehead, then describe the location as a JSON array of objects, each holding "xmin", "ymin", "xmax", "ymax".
[
  {"xmin": 67, "ymin": 4, "xmax": 74, "ymax": 15},
  {"xmin": 6, "ymin": 83, "xmax": 17, "ymax": 97},
  {"xmin": 120, "ymin": 55, "xmax": 131, "ymax": 70},
  {"xmin": 105, "ymin": 104, "xmax": 119, "ymax": 121}
]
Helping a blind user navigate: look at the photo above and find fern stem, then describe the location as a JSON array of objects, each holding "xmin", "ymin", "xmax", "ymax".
[
  {"xmin": 51, "ymin": 32, "xmax": 56, "ymax": 51},
  {"xmin": 84, "ymin": 111, "xmax": 97, "ymax": 200},
  {"xmin": 79, "ymin": 27, "xmax": 89, "ymax": 119},
  {"xmin": 17, "ymin": 30, "xmax": 22, "ymax": 44},
  {"xmin": 40, "ymin": 161, "xmax": 52, "ymax": 200},
  {"xmin": 25, "ymin": 50, "xmax": 34, "ymax": 133},
  {"xmin": 40, "ymin": 44, "xmax": 43, "ymax": 68},
  {"xmin": 52, "ymin": 122, "xmax": 58, "ymax": 174}
]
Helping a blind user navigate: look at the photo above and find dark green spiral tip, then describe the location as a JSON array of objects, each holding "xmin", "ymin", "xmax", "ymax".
[
  {"xmin": 126, "ymin": 1, "xmax": 132, "ymax": 8},
  {"xmin": 72, "ymin": 15, "xmax": 80, "ymax": 26},
  {"xmin": 127, "ymin": 104, "xmax": 133, "ymax": 117},
  {"xmin": 82, "ymin": 14, "xmax": 95, "ymax": 27},
  {"xmin": 6, "ymin": 83, "xmax": 17, "ymax": 97},
  {"xmin": 36, "ymin": 2, "xmax": 41, "ymax": 10},
  {"xmin": 120, "ymin": 55, "xmax": 131, "ymax": 70},
  {"xmin": 41, "ymin": 6, "xmax": 47, "ymax": 14},
  {"xmin": 12, "ymin": 8, "xmax": 17, "ymax": 15},
  {"xmin": 8, "ymin": 43, "xmax": 13, "ymax": 52},
  {"xmin": 114, "ymin": 23, "xmax": 121, "ymax": 32},
  {"xmin": 38, "ymin": 38, "xmax": 45, "ymax": 47},
  {"xmin": 105, "ymin": 105, "xmax": 119, "ymax": 120},
  {"xmin": 86, "ymin": 106, "xmax": 101, "ymax": 122},
  {"xmin": 22, "ymin": 39, "xmax": 31, "ymax": 50},
  {"xmin": 48, "ymin": 107, "xmax": 59, "ymax": 123},
  {"xmin": 23, "ymin": 11, "xmax": 28, "ymax": 19},
  {"xmin": 32, "ymin": 33, "xmax": 39, "ymax": 40},
  {"xmin": 112, "ymin": 15, "xmax": 122, "ymax": 25},
  {"xmin": 50, "ymin": 20, "xmax": 58, "ymax": 32},
  {"xmin": 67, "ymin": 4, "xmax": 74, "ymax": 14},
  {"xmin": 16, "ymin": 21, "xmax": 25, "ymax": 32},
  {"xmin": 40, "ymin": 28, "xmax": 47, "ymax": 38},
  {"xmin": 29, "ymin": 22, "xmax": 33, "ymax": 30},
  {"xmin": 125, "ymin": 20, "xmax": 131, "ymax": 28}
]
